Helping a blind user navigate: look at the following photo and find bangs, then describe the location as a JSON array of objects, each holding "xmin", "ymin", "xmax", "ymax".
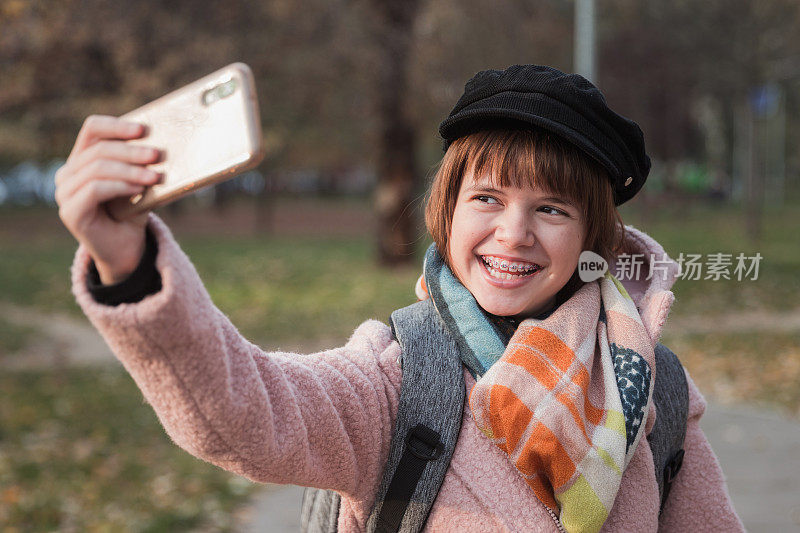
[{"xmin": 459, "ymin": 129, "xmax": 596, "ymax": 209}]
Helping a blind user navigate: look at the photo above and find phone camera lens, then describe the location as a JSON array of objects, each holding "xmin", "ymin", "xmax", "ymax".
[{"xmin": 220, "ymin": 79, "xmax": 236, "ymax": 97}]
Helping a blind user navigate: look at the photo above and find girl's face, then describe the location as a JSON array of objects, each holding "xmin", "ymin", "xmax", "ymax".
[{"xmin": 448, "ymin": 168, "xmax": 586, "ymax": 318}]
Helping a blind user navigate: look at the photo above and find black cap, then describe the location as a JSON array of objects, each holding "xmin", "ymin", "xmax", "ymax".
[{"xmin": 439, "ymin": 65, "xmax": 650, "ymax": 205}]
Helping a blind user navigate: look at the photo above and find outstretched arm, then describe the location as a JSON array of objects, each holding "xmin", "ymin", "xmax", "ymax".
[{"xmin": 71, "ymin": 213, "xmax": 402, "ymax": 501}]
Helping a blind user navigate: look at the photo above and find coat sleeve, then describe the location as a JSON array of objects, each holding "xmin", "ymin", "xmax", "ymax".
[
  {"xmin": 70, "ymin": 213, "xmax": 402, "ymax": 501},
  {"xmin": 657, "ymin": 369, "xmax": 745, "ymax": 532}
]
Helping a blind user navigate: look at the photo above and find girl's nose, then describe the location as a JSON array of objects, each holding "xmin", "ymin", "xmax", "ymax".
[{"xmin": 495, "ymin": 209, "xmax": 535, "ymax": 248}]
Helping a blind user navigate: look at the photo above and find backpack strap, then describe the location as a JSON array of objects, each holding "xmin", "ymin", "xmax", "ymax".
[
  {"xmin": 301, "ymin": 487, "xmax": 340, "ymax": 533},
  {"xmin": 301, "ymin": 299, "xmax": 463, "ymax": 533},
  {"xmin": 649, "ymin": 342, "xmax": 690, "ymax": 514},
  {"xmin": 366, "ymin": 299, "xmax": 466, "ymax": 533}
]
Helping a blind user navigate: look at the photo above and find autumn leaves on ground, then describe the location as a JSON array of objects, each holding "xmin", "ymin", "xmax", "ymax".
[{"xmin": 1, "ymin": 197, "xmax": 798, "ymax": 531}]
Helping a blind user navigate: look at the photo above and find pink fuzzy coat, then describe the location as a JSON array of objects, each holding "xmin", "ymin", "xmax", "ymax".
[{"xmin": 71, "ymin": 214, "xmax": 744, "ymax": 532}]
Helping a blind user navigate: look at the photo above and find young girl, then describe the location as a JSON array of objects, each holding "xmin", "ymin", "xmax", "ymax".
[{"xmin": 57, "ymin": 65, "xmax": 743, "ymax": 532}]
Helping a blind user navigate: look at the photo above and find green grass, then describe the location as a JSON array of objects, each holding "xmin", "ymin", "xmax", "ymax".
[
  {"xmin": 0, "ymin": 205, "xmax": 422, "ymax": 346},
  {"xmin": 0, "ymin": 315, "xmax": 36, "ymax": 356},
  {"xmin": 620, "ymin": 200, "xmax": 800, "ymax": 315},
  {"xmin": 2, "ymin": 200, "xmax": 798, "ymax": 333},
  {"xmin": 190, "ymin": 235, "xmax": 420, "ymax": 346},
  {"xmin": 661, "ymin": 330, "xmax": 800, "ymax": 417},
  {"xmin": 0, "ymin": 367, "xmax": 257, "ymax": 531},
  {"xmin": 0, "ymin": 237, "xmax": 78, "ymax": 317}
]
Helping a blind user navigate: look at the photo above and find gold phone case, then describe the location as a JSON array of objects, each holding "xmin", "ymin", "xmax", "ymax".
[{"xmin": 106, "ymin": 62, "xmax": 265, "ymax": 220}]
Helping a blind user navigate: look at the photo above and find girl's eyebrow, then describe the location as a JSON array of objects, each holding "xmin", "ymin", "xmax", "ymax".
[
  {"xmin": 540, "ymin": 196, "xmax": 576, "ymax": 208},
  {"xmin": 464, "ymin": 184, "xmax": 504, "ymax": 194}
]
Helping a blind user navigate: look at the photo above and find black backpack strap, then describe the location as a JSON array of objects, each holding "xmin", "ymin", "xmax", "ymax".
[
  {"xmin": 366, "ymin": 299, "xmax": 466, "ymax": 533},
  {"xmin": 648, "ymin": 342, "xmax": 690, "ymax": 514}
]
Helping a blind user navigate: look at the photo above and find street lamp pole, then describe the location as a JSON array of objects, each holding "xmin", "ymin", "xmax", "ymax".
[{"xmin": 574, "ymin": 0, "xmax": 596, "ymax": 83}]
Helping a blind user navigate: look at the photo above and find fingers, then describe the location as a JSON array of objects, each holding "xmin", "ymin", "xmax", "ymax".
[
  {"xmin": 56, "ymin": 115, "xmax": 155, "ymax": 257},
  {"xmin": 60, "ymin": 138, "xmax": 160, "ymax": 184},
  {"xmin": 77, "ymin": 179, "xmax": 145, "ymax": 207},
  {"xmin": 58, "ymin": 179, "xmax": 145, "ymax": 227},
  {"xmin": 54, "ymin": 115, "xmax": 164, "ymax": 226},
  {"xmin": 68, "ymin": 115, "xmax": 146, "ymax": 163},
  {"xmin": 56, "ymin": 140, "xmax": 160, "ymax": 187},
  {"xmin": 56, "ymin": 158, "xmax": 161, "ymax": 204}
]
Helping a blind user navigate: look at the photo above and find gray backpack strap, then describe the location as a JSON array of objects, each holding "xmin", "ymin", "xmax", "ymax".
[
  {"xmin": 648, "ymin": 342, "xmax": 689, "ymax": 514},
  {"xmin": 301, "ymin": 487, "xmax": 340, "ymax": 533},
  {"xmin": 366, "ymin": 299, "xmax": 466, "ymax": 533}
]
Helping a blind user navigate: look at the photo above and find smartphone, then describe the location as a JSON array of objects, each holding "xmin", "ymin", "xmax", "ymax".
[{"xmin": 105, "ymin": 62, "xmax": 265, "ymax": 220}]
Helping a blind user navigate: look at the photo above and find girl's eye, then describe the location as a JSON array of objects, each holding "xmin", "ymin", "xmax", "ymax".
[
  {"xmin": 475, "ymin": 195, "xmax": 500, "ymax": 205},
  {"xmin": 539, "ymin": 205, "xmax": 567, "ymax": 216}
]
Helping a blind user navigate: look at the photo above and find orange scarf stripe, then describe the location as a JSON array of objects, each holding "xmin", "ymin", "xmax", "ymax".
[
  {"xmin": 486, "ymin": 378, "xmax": 596, "ymax": 459},
  {"xmin": 487, "ymin": 384, "xmax": 532, "ymax": 453},
  {"xmin": 517, "ymin": 422, "xmax": 577, "ymax": 489},
  {"xmin": 509, "ymin": 329, "xmax": 606, "ymax": 440},
  {"xmin": 495, "ymin": 363, "xmax": 595, "ymax": 449},
  {"xmin": 511, "ymin": 327, "xmax": 575, "ymax": 373},
  {"xmin": 583, "ymin": 390, "xmax": 606, "ymax": 427},
  {"xmin": 504, "ymin": 348, "xmax": 563, "ymax": 390}
]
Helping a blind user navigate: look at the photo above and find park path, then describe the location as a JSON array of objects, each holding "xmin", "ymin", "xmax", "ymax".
[
  {"xmin": 2, "ymin": 303, "xmax": 799, "ymax": 530},
  {"xmin": 0, "ymin": 303, "xmax": 113, "ymax": 369}
]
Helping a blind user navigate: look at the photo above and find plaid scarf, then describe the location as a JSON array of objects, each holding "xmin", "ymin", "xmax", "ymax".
[{"xmin": 418, "ymin": 245, "xmax": 656, "ymax": 533}]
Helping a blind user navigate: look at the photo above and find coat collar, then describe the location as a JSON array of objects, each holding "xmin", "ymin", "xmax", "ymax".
[{"xmin": 609, "ymin": 225, "xmax": 679, "ymax": 344}]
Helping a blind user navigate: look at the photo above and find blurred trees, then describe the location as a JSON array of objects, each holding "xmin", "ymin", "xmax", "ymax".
[
  {"xmin": 367, "ymin": 0, "xmax": 422, "ymax": 265},
  {"xmin": 2, "ymin": 0, "xmax": 799, "ymax": 251},
  {"xmin": 599, "ymin": 0, "xmax": 800, "ymax": 197},
  {"xmin": 0, "ymin": 0, "xmax": 374, "ymax": 166}
]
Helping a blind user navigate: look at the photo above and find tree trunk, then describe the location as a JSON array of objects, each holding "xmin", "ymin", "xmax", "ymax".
[{"xmin": 369, "ymin": 0, "xmax": 421, "ymax": 266}]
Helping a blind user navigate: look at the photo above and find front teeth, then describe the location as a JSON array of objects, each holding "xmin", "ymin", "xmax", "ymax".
[
  {"xmin": 489, "ymin": 269, "xmax": 515, "ymax": 280},
  {"xmin": 481, "ymin": 255, "xmax": 540, "ymax": 279}
]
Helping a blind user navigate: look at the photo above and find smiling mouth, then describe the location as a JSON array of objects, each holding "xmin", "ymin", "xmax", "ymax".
[{"xmin": 480, "ymin": 255, "xmax": 542, "ymax": 280}]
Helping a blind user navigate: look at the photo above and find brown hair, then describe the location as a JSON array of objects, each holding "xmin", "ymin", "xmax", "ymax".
[{"xmin": 425, "ymin": 129, "xmax": 625, "ymax": 265}]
